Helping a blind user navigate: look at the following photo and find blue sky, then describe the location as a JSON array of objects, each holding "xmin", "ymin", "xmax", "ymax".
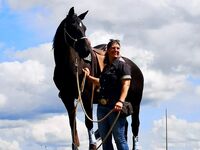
[
  {"xmin": 0, "ymin": 7, "xmax": 34, "ymax": 49},
  {"xmin": 0, "ymin": 0, "xmax": 200, "ymax": 150}
]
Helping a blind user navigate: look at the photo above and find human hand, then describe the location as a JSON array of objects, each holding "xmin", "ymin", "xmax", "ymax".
[
  {"xmin": 114, "ymin": 101, "xmax": 123, "ymax": 112},
  {"xmin": 82, "ymin": 68, "xmax": 90, "ymax": 77}
]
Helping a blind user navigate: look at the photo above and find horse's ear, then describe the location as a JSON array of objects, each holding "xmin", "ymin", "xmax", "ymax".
[
  {"xmin": 78, "ymin": 10, "xmax": 88, "ymax": 20},
  {"xmin": 67, "ymin": 7, "xmax": 74, "ymax": 17}
]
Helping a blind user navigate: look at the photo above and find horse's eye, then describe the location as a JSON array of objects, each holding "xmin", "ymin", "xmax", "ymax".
[{"xmin": 79, "ymin": 22, "xmax": 82, "ymax": 27}]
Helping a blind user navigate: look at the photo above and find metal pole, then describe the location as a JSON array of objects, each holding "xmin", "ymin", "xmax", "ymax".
[{"xmin": 166, "ymin": 109, "xmax": 168, "ymax": 150}]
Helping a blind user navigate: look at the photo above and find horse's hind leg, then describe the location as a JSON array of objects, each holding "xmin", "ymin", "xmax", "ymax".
[
  {"xmin": 131, "ymin": 105, "xmax": 140, "ymax": 137},
  {"xmin": 59, "ymin": 92, "xmax": 80, "ymax": 149}
]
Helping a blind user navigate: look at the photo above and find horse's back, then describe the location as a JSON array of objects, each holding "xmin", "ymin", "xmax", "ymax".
[{"xmin": 93, "ymin": 44, "xmax": 107, "ymax": 50}]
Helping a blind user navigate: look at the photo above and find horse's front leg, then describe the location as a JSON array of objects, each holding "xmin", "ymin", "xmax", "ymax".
[
  {"xmin": 70, "ymin": 109, "xmax": 80, "ymax": 150},
  {"xmin": 60, "ymin": 92, "xmax": 80, "ymax": 150}
]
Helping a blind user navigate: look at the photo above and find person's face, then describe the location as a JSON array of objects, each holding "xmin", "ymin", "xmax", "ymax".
[{"xmin": 107, "ymin": 43, "xmax": 120, "ymax": 59}]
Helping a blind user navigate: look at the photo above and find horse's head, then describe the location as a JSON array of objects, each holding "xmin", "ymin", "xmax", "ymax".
[{"xmin": 64, "ymin": 7, "xmax": 92, "ymax": 58}]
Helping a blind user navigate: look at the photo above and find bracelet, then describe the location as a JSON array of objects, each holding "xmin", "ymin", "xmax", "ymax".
[{"xmin": 118, "ymin": 100, "xmax": 124, "ymax": 104}]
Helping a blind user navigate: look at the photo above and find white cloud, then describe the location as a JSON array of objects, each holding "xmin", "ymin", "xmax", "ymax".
[
  {"xmin": 0, "ymin": 139, "xmax": 21, "ymax": 150},
  {"xmin": 143, "ymin": 69, "xmax": 187, "ymax": 103},
  {"xmin": 165, "ymin": 0, "xmax": 200, "ymax": 16},
  {"xmin": 195, "ymin": 86, "xmax": 200, "ymax": 96},
  {"xmin": 7, "ymin": 0, "xmax": 66, "ymax": 12},
  {"xmin": 0, "ymin": 43, "xmax": 59, "ymax": 116},
  {"xmin": 0, "ymin": 60, "xmax": 45, "ymax": 85},
  {"xmin": 121, "ymin": 45, "xmax": 154, "ymax": 69},
  {"xmin": 14, "ymin": 43, "xmax": 54, "ymax": 65},
  {"xmin": 3, "ymin": 0, "xmax": 200, "ymax": 117},
  {"xmin": 1, "ymin": 1, "xmax": 200, "ymax": 149},
  {"xmin": 150, "ymin": 115, "xmax": 200, "ymax": 150},
  {"xmin": 0, "ymin": 94, "xmax": 6, "ymax": 108},
  {"xmin": 0, "ymin": 114, "xmax": 89, "ymax": 150},
  {"xmin": 89, "ymin": 30, "xmax": 123, "ymax": 47},
  {"xmin": 5, "ymin": 0, "xmax": 200, "ymax": 78},
  {"xmin": 30, "ymin": 115, "xmax": 70, "ymax": 143}
]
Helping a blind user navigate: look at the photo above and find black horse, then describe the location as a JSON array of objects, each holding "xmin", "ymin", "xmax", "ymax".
[{"xmin": 53, "ymin": 7, "xmax": 144, "ymax": 150}]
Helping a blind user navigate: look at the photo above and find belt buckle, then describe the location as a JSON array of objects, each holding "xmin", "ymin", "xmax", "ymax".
[{"xmin": 99, "ymin": 98, "xmax": 108, "ymax": 105}]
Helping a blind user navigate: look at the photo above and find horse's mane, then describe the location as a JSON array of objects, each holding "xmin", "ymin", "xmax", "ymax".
[{"xmin": 53, "ymin": 19, "xmax": 65, "ymax": 50}]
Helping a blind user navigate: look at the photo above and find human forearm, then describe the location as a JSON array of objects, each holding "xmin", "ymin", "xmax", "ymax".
[
  {"xmin": 87, "ymin": 75, "xmax": 100, "ymax": 86},
  {"xmin": 119, "ymin": 80, "xmax": 131, "ymax": 102},
  {"xmin": 83, "ymin": 68, "xmax": 100, "ymax": 86}
]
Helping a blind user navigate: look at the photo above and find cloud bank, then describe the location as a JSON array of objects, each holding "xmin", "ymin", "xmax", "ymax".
[{"xmin": 0, "ymin": 0, "xmax": 200, "ymax": 149}]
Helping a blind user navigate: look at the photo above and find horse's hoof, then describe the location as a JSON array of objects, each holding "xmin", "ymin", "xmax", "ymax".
[
  {"xmin": 72, "ymin": 143, "xmax": 79, "ymax": 150},
  {"xmin": 89, "ymin": 144, "xmax": 96, "ymax": 150}
]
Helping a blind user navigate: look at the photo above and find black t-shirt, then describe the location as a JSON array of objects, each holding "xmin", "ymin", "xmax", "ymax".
[{"xmin": 99, "ymin": 57, "xmax": 131, "ymax": 107}]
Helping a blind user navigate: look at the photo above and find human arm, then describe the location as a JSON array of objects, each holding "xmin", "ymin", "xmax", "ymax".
[
  {"xmin": 82, "ymin": 68, "xmax": 100, "ymax": 86},
  {"xmin": 115, "ymin": 79, "xmax": 131, "ymax": 111},
  {"xmin": 119, "ymin": 79, "xmax": 131, "ymax": 103}
]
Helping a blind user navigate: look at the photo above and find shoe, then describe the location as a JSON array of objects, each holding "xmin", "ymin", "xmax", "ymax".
[{"xmin": 133, "ymin": 136, "xmax": 140, "ymax": 150}]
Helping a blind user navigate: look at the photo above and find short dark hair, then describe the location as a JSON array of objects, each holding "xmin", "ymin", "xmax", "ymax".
[
  {"xmin": 104, "ymin": 39, "xmax": 120, "ymax": 64},
  {"xmin": 107, "ymin": 39, "xmax": 120, "ymax": 50}
]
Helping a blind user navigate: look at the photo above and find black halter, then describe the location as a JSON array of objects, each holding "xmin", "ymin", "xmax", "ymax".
[{"xmin": 64, "ymin": 26, "xmax": 87, "ymax": 48}]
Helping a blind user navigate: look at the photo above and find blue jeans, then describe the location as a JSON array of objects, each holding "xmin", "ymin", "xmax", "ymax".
[{"xmin": 97, "ymin": 105, "xmax": 129, "ymax": 150}]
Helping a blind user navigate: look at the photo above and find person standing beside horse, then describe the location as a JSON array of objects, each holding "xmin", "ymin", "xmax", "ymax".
[{"xmin": 83, "ymin": 39, "xmax": 131, "ymax": 150}]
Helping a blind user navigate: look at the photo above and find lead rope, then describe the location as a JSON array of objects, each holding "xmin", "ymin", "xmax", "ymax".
[
  {"xmin": 75, "ymin": 58, "xmax": 121, "ymax": 149},
  {"xmin": 75, "ymin": 59, "xmax": 114, "ymax": 123},
  {"xmin": 96, "ymin": 111, "xmax": 120, "ymax": 150}
]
